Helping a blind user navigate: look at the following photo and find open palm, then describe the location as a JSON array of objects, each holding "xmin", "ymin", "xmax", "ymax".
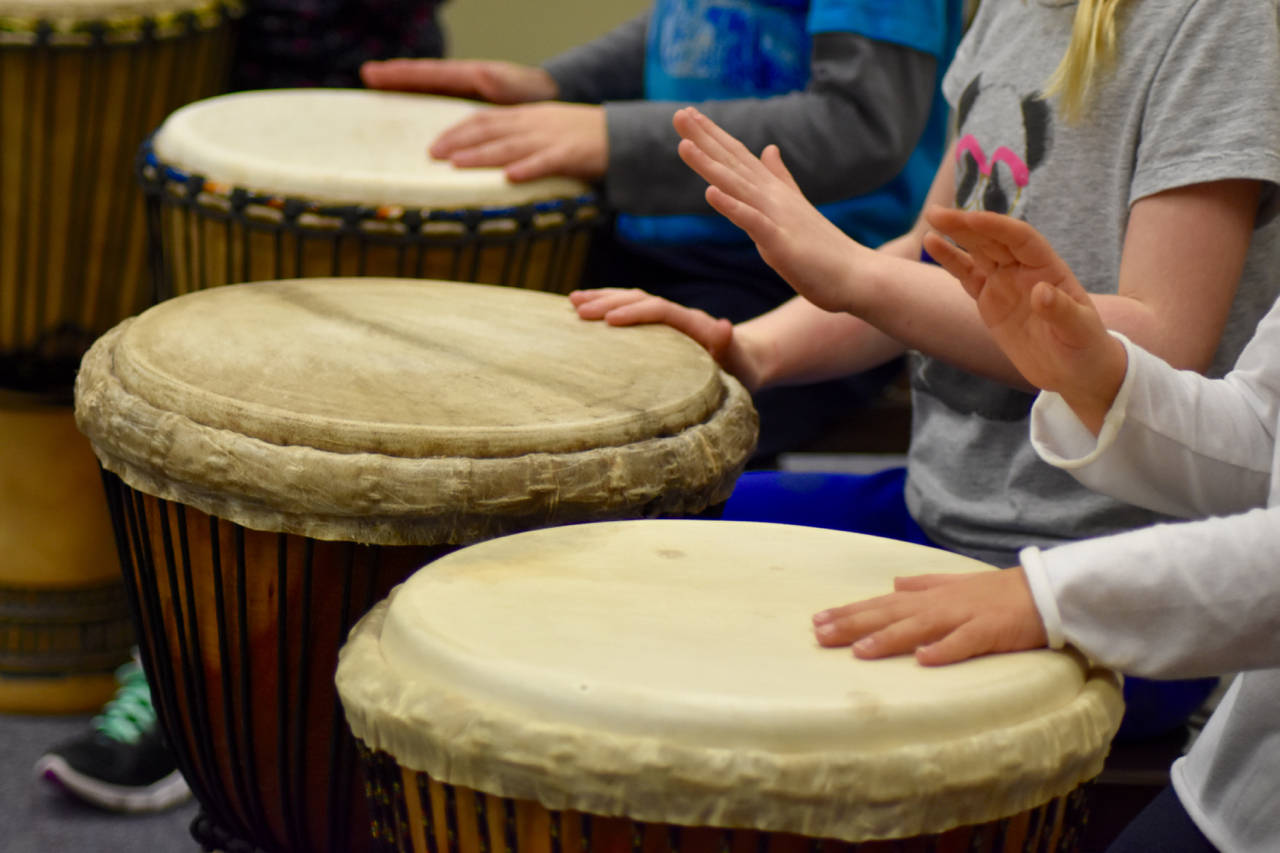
[{"xmin": 923, "ymin": 208, "xmax": 1120, "ymax": 401}]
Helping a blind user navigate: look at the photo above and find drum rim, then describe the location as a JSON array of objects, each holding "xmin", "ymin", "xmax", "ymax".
[
  {"xmin": 0, "ymin": 0, "xmax": 241, "ymax": 46},
  {"xmin": 338, "ymin": 592, "xmax": 1124, "ymax": 844},
  {"xmin": 137, "ymin": 138, "xmax": 601, "ymax": 232},
  {"xmin": 74, "ymin": 314, "xmax": 758, "ymax": 545}
]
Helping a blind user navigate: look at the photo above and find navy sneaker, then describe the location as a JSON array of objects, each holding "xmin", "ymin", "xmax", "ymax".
[{"xmin": 34, "ymin": 660, "xmax": 190, "ymax": 812}]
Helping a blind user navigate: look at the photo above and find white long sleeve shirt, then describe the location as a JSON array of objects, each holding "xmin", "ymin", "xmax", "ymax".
[{"xmin": 1017, "ymin": 309, "xmax": 1280, "ymax": 853}]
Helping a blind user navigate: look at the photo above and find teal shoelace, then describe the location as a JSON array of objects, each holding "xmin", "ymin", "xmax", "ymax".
[{"xmin": 92, "ymin": 661, "xmax": 156, "ymax": 745}]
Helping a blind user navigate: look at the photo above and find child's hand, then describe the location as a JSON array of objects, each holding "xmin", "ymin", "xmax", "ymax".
[
  {"xmin": 672, "ymin": 107, "xmax": 869, "ymax": 314},
  {"xmin": 360, "ymin": 59, "xmax": 558, "ymax": 105},
  {"xmin": 812, "ymin": 568, "xmax": 1048, "ymax": 666},
  {"xmin": 426, "ymin": 103, "xmax": 607, "ymax": 183},
  {"xmin": 923, "ymin": 207, "xmax": 1127, "ymax": 432},
  {"xmin": 569, "ymin": 289, "xmax": 764, "ymax": 389}
]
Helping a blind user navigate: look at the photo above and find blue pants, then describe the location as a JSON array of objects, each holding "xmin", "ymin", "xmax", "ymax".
[
  {"xmin": 723, "ymin": 469, "xmax": 1217, "ymax": 741},
  {"xmin": 1107, "ymin": 786, "xmax": 1219, "ymax": 853}
]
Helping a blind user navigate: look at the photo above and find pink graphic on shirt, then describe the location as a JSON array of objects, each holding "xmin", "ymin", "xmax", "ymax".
[{"xmin": 955, "ymin": 135, "xmax": 1030, "ymax": 188}]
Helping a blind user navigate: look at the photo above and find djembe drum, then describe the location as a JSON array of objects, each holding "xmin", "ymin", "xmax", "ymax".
[
  {"xmin": 74, "ymin": 278, "xmax": 756, "ymax": 853},
  {"xmin": 338, "ymin": 521, "xmax": 1125, "ymax": 853},
  {"xmin": 0, "ymin": 0, "xmax": 238, "ymax": 710},
  {"xmin": 138, "ymin": 89, "xmax": 602, "ymax": 298}
]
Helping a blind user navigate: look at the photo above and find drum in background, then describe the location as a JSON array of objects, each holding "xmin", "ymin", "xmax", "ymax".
[
  {"xmin": 338, "ymin": 520, "xmax": 1125, "ymax": 853},
  {"xmin": 138, "ymin": 89, "xmax": 602, "ymax": 300},
  {"xmin": 0, "ymin": 0, "xmax": 241, "ymax": 394},
  {"xmin": 0, "ymin": 397, "xmax": 133, "ymax": 712},
  {"xmin": 75, "ymin": 277, "xmax": 756, "ymax": 853}
]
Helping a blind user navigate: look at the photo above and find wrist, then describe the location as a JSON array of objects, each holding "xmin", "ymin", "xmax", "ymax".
[{"xmin": 1063, "ymin": 334, "xmax": 1129, "ymax": 435}]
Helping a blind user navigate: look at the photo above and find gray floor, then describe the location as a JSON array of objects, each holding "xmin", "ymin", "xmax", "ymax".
[{"xmin": 0, "ymin": 712, "xmax": 200, "ymax": 852}]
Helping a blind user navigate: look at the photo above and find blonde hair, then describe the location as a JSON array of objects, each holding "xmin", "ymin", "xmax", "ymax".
[{"xmin": 1043, "ymin": 0, "xmax": 1127, "ymax": 122}]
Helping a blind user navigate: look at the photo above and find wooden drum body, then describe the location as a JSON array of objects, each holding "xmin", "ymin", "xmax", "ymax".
[
  {"xmin": 338, "ymin": 521, "xmax": 1125, "ymax": 853},
  {"xmin": 0, "ymin": 0, "xmax": 238, "ymax": 711},
  {"xmin": 0, "ymin": 0, "xmax": 239, "ymax": 392},
  {"xmin": 139, "ymin": 90, "xmax": 601, "ymax": 300},
  {"xmin": 74, "ymin": 278, "xmax": 756, "ymax": 853},
  {"xmin": 0, "ymin": 397, "xmax": 132, "ymax": 711}
]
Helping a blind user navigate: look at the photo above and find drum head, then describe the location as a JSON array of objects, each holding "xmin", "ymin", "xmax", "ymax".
[
  {"xmin": 151, "ymin": 90, "xmax": 589, "ymax": 208},
  {"xmin": 75, "ymin": 279, "xmax": 757, "ymax": 543},
  {"xmin": 339, "ymin": 520, "xmax": 1124, "ymax": 841}
]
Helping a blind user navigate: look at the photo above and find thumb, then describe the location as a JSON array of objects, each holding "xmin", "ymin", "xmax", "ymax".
[{"xmin": 761, "ymin": 145, "xmax": 801, "ymax": 192}]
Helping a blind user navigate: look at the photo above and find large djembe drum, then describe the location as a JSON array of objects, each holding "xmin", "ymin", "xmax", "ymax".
[
  {"xmin": 139, "ymin": 89, "xmax": 601, "ymax": 298},
  {"xmin": 0, "ymin": 0, "xmax": 238, "ymax": 711},
  {"xmin": 339, "ymin": 521, "xmax": 1124, "ymax": 853},
  {"xmin": 74, "ymin": 278, "xmax": 756, "ymax": 853}
]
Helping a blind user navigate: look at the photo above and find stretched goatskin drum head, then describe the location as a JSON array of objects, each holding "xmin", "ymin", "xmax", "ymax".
[
  {"xmin": 151, "ymin": 89, "xmax": 588, "ymax": 208},
  {"xmin": 338, "ymin": 520, "xmax": 1124, "ymax": 843},
  {"xmin": 74, "ymin": 278, "xmax": 756, "ymax": 545}
]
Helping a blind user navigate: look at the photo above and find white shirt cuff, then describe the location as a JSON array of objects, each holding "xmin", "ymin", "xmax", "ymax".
[
  {"xmin": 1029, "ymin": 331, "xmax": 1136, "ymax": 470},
  {"xmin": 1018, "ymin": 545, "xmax": 1065, "ymax": 649}
]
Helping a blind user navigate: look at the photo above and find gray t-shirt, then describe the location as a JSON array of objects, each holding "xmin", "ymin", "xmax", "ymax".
[{"xmin": 911, "ymin": 0, "xmax": 1280, "ymax": 566}]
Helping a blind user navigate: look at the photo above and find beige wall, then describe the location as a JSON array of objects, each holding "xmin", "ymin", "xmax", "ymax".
[{"xmin": 441, "ymin": 0, "xmax": 651, "ymax": 66}]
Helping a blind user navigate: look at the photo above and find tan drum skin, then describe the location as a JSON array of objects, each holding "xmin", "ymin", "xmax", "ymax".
[
  {"xmin": 0, "ymin": 398, "xmax": 133, "ymax": 712},
  {"xmin": 338, "ymin": 521, "xmax": 1125, "ymax": 853},
  {"xmin": 141, "ymin": 89, "xmax": 601, "ymax": 300},
  {"xmin": 75, "ymin": 278, "xmax": 757, "ymax": 853}
]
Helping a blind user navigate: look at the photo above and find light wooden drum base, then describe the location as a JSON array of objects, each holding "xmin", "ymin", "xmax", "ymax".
[
  {"xmin": 0, "ymin": 400, "xmax": 131, "ymax": 712},
  {"xmin": 338, "ymin": 522, "xmax": 1124, "ymax": 853}
]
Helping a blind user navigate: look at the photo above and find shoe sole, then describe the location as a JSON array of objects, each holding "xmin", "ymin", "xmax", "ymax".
[{"xmin": 33, "ymin": 755, "xmax": 191, "ymax": 813}]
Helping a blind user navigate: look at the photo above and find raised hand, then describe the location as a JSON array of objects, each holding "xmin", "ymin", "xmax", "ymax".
[
  {"xmin": 672, "ymin": 107, "xmax": 870, "ymax": 313},
  {"xmin": 569, "ymin": 289, "xmax": 763, "ymax": 390},
  {"xmin": 812, "ymin": 568, "xmax": 1048, "ymax": 666},
  {"xmin": 360, "ymin": 59, "xmax": 558, "ymax": 105},
  {"xmin": 923, "ymin": 207, "xmax": 1127, "ymax": 432},
  {"xmin": 426, "ymin": 103, "xmax": 607, "ymax": 182}
]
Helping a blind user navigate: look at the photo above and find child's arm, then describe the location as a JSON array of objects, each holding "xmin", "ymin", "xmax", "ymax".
[
  {"xmin": 927, "ymin": 208, "xmax": 1277, "ymax": 518},
  {"xmin": 674, "ymin": 107, "xmax": 1260, "ymax": 390}
]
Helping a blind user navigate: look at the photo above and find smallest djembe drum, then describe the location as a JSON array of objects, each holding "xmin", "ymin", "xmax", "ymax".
[{"xmin": 338, "ymin": 520, "xmax": 1124, "ymax": 853}]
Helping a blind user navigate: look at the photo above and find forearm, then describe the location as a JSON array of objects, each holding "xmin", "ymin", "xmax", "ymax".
[
  {"xmin": 736, "ymin": 297, "xmax": 906, "ymax": 390},
  {"xmin": 605, "ymin": 33, "xmax": 936, "ymax": 215},
  {"xmin": 542, "ymin": 13, "xmax": 648, "ymax": 104},
  {"xmin": 1032, "ymin": 335, "xmax": 1275, "ymax": 519},
  {"xmin": 1023, "ymin": 506, "xmax": 1280, "ymax": 679}
]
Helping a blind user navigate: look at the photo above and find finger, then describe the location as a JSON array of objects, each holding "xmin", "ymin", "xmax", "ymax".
[
  {"xmin": 677, "ymin": 139, "xmax": 763, "ymax": 206},
  {"xmin": 851, "ymin": 612, "xmax": 948, "ymax": 659},
  {"xmin": 813, "ymin": 604, "xmax": 902, "ymax": 647},
  {"xmin": 921, "ymin": 232, "xmax": 985, "ymax": 299},
  {"xmin": 448, "ymin": 136, "xmax": 541, "ymax": 169},
  {"xmin": 361, "ymin": 59, "xmax": 478, "ymax": 95},
  {"xmin": 704, "ymin": 186, "xmax": 779, "ymax": 243},
  {"xmin": 429, "ymin": 113, "xmax": 505, "ymax": 158},
  {"xmin": 673, "ymin": 108, "xmax": 750, "ymax": 177},
  {"xmin": 923, "ymin": 208, "xmax": 1019, "ymax": 268},
  {"xmin": 503, "ymin": 148, "xmax": 562, "ymax": 183},
  {"xmin": 1030, "ymin": 281, "xmax": 1106, "ymax": 349},
  {"xmin": 893, "ymin": 572, "xmax": 983, "ymax": 592},
  {"xmin": 760, "ymin": 145, "xmax": 801, "ymax": 193},
  {"xmin": 914, "ymin": 621, "xmax": 994, "ymax": 666},
  {"xmin": 683, "ymin": 108, "xmax": 765, "ymax": 179},
  {"xmin": 570, "ymin": 289, "xmax": 652, "ymax": 319}
]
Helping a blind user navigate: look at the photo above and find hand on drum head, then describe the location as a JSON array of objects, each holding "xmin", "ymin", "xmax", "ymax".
[
  {"xmin": 673, "ymin": 107, "xmax": 871, "ymax": 315},
  {"xmin": 812, "ymin": 568, "xmax": 1048, "ymax": 666},
  {"xmin": 360, "ymin": 59, "xmax": 559, "ymax": 105},
  {"xmin": 427, "ymin": 103, "xmax": 608, "ymax": 183},
  {"xmin": 569, "ymin": 288, "xmax": 763, "ymax": 390},
  {"xmin": 922, "ymin": 206, "xmax": 1128, "ymax": 435}
]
